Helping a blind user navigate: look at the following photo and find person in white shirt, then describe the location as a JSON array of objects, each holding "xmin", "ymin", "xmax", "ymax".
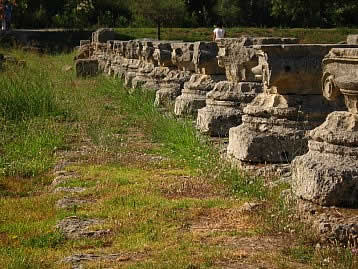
[{"xmin": 213, "ymin": 23, "xmax": 225, "ymax": 41}]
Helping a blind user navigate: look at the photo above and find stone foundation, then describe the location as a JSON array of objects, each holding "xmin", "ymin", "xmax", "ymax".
[
  {"xmin": 197, "ymin": 81, "xmax": 262, "ymax": 137},
  {"xmin": 174, "ymin": 74, "xmax": 225, "ymax": 116}
]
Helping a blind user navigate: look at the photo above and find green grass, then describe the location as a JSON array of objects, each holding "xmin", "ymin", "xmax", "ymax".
[
  {"xmin": 114, "ymin": 27, "xmax": 358, "ymax": 43},
  {"xmin": 0, "ymin": 66, "xmax": 62, "ymax": 121},
  {"xmin": 0, "ymin": 51, "xmax": 72, "ymax": 177},
  {"xmin": 22, "ymin": 232, "xmax": 65, "ymax": 249}
]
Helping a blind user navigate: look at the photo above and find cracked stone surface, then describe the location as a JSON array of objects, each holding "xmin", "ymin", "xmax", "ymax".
[
  {"xmin": 55, "ymin": 197, "xmax": 94, "ymax": 210},
  {"xmin": 53, "ymin": 187, "xmax": 87, "ymax": 194},
  {"xmin": 56, "ymin": 216, "xmax": 110, "ymax": 239}
]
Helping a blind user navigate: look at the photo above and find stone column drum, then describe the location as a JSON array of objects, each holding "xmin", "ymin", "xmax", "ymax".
[
  {"xmin": 174, "ymin": 41, "xmax": 226, "ymax": 116},
  {"xmin": 123, "ymin": 40, "xmax": 143, "ymax": 88},
  {"xmin": 155, "ymin": 42, "xmax": 195, "ymax": 106},
  {"xmin": 196, "ymin": 81, "xmax": 261, "ymax": 137},
  {"xmin": 293, "ymin": 48, "xmax": 358, "ymax": 207},
  {"xmin": 228, "ymin": 45, "xmax": 347, "ymax": 163}
]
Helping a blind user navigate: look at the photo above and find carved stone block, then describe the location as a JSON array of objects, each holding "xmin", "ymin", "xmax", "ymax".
[
  {"xmin": 196, "ymin": 81, "xmax": 262, "ymax": 137},
  {"xmin": 174, "ymin": 74, "xmax": 226, "ymax": 116},
  {"xmin": 192, "ymin": 42, "xmax": 225, "ymax": 75}
]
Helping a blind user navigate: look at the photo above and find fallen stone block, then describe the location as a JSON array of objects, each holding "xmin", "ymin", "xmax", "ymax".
[
  {"xmin": 155, "ymin": 70, "xmax": 192, "ymax": 107},
  {"xmin": 193, "ymin": 41, "xmax": 225, "ymax": 75},
  {"xmin": 293, "ymin": 48, "xmax": 358, "ymax": 207}
]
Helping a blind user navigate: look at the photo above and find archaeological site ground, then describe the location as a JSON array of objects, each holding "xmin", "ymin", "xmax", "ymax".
[{"xmin": 0, "ymin": 27, "xmax": 358, "ymax": 268}]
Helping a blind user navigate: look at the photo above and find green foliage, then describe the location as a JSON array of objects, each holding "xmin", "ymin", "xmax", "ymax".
[
  {"xmin": 214, "ymin": 0, "xmax": 241, "ymax": 27},
  {"xmin": 0, "ymin": 62, "xmax": 66, "ymax": 177},
  {"xmin": 0, "ymin": 67, "xmax": 60, "ymax": 121},
  {"xmin": 1, "ymin": 247, "xmax": 43, "ymax": 269},
  {"xmin": 9, "ymin": 0, "xmax": 358, "ymax": 28},
  {"xmin": 282, "ymin": 245, "xmax": 314, "ymax": 264},
  {"xmin": 95, "ymin": 78, "xmax": 269, "ymax": 200},
  {"xmin": 0, "ymin": 119, "xmax": 64, "ymax": 177},
  {"xmin": 22, "ymin": 232, "xmax": 65, "ymax": 248}
]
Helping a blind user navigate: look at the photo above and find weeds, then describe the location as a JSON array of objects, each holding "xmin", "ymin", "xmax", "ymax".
[{"xmin": 0, "ymin": 66, "xmax": 61, "ymax": 121}]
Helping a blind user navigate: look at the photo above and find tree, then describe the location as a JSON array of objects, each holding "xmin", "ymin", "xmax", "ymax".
[
  {"xmin": 130, "ymin": 0, "xmax": 186, "ymax": 40},
  {"xmin": 271, "ymin": 0, "xmax": 324, "ymax": 27},
  {"xmin": 186, "ymin": 0, "xmax": 217, "ymax": 27},
  {"xmin": 214, "ymin": 0, "xmax": 241, "ymax": 27}
]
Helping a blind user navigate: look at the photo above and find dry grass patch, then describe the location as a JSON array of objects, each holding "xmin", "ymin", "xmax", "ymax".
[
  {"xmin": 189, "ymin": 207, "xmax": 254, "ymax": 234},
  {"xmin": 159, "ymin": 175, "xmax": 227, "ymax": 199}
]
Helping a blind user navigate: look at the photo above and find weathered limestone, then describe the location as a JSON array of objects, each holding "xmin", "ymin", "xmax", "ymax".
[
  {"xmin": 228, "ymin": 44, "xmax": 348, "ymax": 163},
  {"xmin": 193, "ymin": 41, "xmax": 225, "ymax": 75},
  {"xmin": 123, "ymin": 59, "xmax": 142, "ymax": 88},
  {"xmin": 132, "ymin": 41, "xmax": 177, "ymax": 90},
  {"xmin": 174, "ymin": 41, "xmax": 226, "ymax": 116},
  {"xmin": 155, "ymin": 70, "xmax": 192, "ymax": 107},
  {"xmin": 92, "ymin": 41, "xmax": 107, "ymax": 72},
  {"xmin": 154, "ymin": 42, "xmax": 175, "ymax": 68},
  {"xmin": 112, "ymin": 41, "xmax": 129, "ymax": 79},
  {"xmin": 216, "ymin": 37, "xmax": 299, "ymax": 82},
  {"xmin": 75, "ymin": 59, "xmax": 99, "ymax": 77},
  {"xmin": 131, "ymin": 62, "xmax": 156, "ymax": 89},
  {"xmin": 196, "ymin": 81, "xmax": 261, "ymax": 137},
  {"xmin": 154, "ymin": 43, "xmax": 195, "ymax": 106},
  {"xmin": 347, "ymin": 35, "xmax": 358, "ymax": 45},
  {"xmin": 119, "ymin": 40, "xmax": 143, "ymax": 88},
  {"xmin": 293, "ymin": 48, "xmax": 358, "ymax": 207},
  {"xmin": 171, "ymin": 42, "xmax": 196, "ymax": 72},
  {"xmin": 197, "ymin": 37, "xmax": 299, "ymax": 137},
  {"xmin": 174, "ymin": 74, "xmax": 225, "ymax": 116},
  {"xmin": 92, "ymin": 28, "xmax": 119, "ymax": 44}
]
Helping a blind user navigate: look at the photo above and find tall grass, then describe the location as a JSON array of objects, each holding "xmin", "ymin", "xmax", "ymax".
[
  {"xmin": 0, "ymin": 61, "xmax": 66, "ymax": 177},
  {"xmin": 0, "ymin": 66, "xmax": 60, "ymax": 121}
]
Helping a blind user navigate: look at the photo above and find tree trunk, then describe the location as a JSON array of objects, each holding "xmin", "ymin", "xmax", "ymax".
[{"xmin": 157, "ymin": 21, "xmax": 161, "ymax": 40}]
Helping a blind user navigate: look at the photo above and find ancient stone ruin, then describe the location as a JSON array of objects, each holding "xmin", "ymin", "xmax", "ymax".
[
  {"xmin": 76, "ymin": 28, "xmax": 358, "ymax": 246},
  {"xmin": 227, "ymin": 44, "xmax": 348, "ymax": 164},
  {"xmin": 196, "ymin": 37, "xmax": 298, "ymax": 137},
  {"xmin": 293, "ymin": 48, "xmax": 358, "ymax": 207},
  {"xmin": 291, "ymin": 47, "xmax": 358, "ymax": 246},
  {"xmin": 174, "ymin": 42, "xmax": 226, "ymax": 116}
]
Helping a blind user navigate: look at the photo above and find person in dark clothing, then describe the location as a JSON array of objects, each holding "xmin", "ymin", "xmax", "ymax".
[
  {"xmin": 0, "ymin": 0, "xmax": 5, "ymax": 31},
  {"xmin": 3, "ymin": 0, "xmax": 15, "ymax": 31}
]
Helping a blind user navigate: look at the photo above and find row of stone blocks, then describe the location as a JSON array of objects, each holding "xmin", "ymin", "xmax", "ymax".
[
  {"xmin": 77, "ymin": 30, "xmax": 358, "ymax": 206},
  {"xmin": 76, "ymin": 29, "xmax": 358, "ymax": 245}
]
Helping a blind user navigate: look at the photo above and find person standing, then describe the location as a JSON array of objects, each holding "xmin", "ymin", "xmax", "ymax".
[
  {"xmin": 0, "ymin": 0, "xmax": 5, "ymax": 31},
  {"xmin": 213, "ymin": 23, "xmax": 225, "ymax": 41},
  {"xmin": 3, "ymin": 0, "xmax": 15, "ymax": 31}
]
